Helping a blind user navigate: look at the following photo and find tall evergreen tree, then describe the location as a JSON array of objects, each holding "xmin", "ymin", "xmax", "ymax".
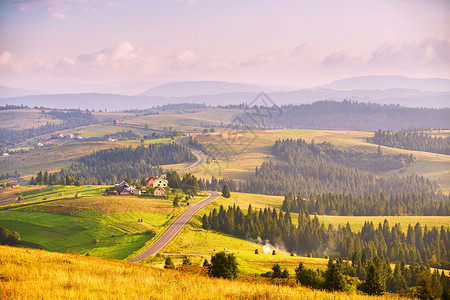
[
  {"xmin": 222, "ymin": 184, "xmax": 231, "ymax": 198},
  {"xmin": 362, "ymin": 262, "xmax": 385, "ymax": 295}
]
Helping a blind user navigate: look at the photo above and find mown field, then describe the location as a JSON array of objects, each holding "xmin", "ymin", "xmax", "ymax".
[{"xmin": 1, "ymin": 246, "xmax": 410, "ymax": 300}]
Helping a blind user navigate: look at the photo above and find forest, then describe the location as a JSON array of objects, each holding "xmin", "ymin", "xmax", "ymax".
[
  {"xmin": 369, "ymin": 129, "xmax": 450, "ymax": 155},
  {"xmin": 238, "ymin": 100, "xmax": 450, "ymax": 131},
  {"xmin": 202, "ymin": 204, "xmax": 450, "ymax": 269},
  {"xmin": 30, "ymin": 143, "xmax": 195, "ymax": 185},
  {"xmin": 239, "ymin": 139, "xmax": 442, "ymax": 198},
  {"xmin": 281, "ymin": 192, "xmax": 450, "ymax": 216}
]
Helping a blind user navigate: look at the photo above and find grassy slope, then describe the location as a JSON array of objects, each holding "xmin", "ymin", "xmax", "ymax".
[
  {"xmin": 0, "ymin": 185, "xmax": 207, "ymax": 259},
  {"xmin": 1, "ymin": 246, "xmax": 408, "ymax": 300},
  {"xmin": 0, "ymin": 109, "xmax": 63, "ymax": 129},
  {"xmin": 193, "ymin": 128, "xmax": 450, "ymax": 192},
  {"xmin": 161, "ymin": 192, "xmax": 450, "ymax": 274}
]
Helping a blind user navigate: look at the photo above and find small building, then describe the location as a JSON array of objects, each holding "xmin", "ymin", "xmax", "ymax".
[
  {"xmin": 2, "ymin": 153, "xmax": 9, "ymax": 156},
  {"xmin": 145, "ymin": 176, "xmax": 158, "ymax": 186},
  {"xmin": 152, "ymin": 177, "xmax": 168, "ymax": 188},
  {"xmin": 108, "ymin": 136, "xmax": 119, "ymax": 142},
  {"xmin": 5, "ymin": 181, "xmax": 18, "ymax": 188},
  {"xmin": 153, "ymin": 187, "xmax": 166, "ymax": 196}
]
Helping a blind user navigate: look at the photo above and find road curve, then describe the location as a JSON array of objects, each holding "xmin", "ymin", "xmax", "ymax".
[
  {"xmin": 128, "ymin": 191, "xmax": 220, "ymax": 262},
  {"xmin": 175, "ymin": 136, "xmax": 207, "ymax": 173}
]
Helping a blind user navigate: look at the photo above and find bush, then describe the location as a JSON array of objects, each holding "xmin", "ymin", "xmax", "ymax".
[
  {"xmin": 209, "ymin": 251, "xmax": 239, "ymax": 279},
  {"xmin": 295, "ymin": 262, "xmax": 324, "ymax": 289},
  {"xmin": 182, "ymin": 256, "xmax": 191, "ymax": 265},
  {"xmin": 164, "ymin": 256, "xmax": 175, "ymax": 269}
]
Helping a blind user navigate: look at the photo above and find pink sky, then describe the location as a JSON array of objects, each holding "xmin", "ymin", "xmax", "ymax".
[{"xmin": 0, "ymin": 0, "xmax": 449, "ymax": 94}]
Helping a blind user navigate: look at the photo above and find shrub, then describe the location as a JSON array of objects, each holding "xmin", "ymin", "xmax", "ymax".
[
  {"xmin": 164, "ymin": 256, "xmax": 175, "ymax": 269},
  {"xmin": 209, "ymin": 251, "xmax": 239, "ymax": 279}
]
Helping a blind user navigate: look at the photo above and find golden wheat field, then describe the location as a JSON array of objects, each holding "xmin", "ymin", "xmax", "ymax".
[{"xmin": 0, "ymin": 246, "xmax": 410, "ymax": 300}]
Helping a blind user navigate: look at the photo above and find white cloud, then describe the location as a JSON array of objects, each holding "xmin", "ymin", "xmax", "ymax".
[
  {"xmin": 0, "ymin": 51, "xmax": 13, "ymax": 67},
  {"xmin": 174, "ymin": 0, "xmax": 199, "ymax": 6},
  {"xmin": 11, "ymin": 0, "xmax": 121, "ymax": 19},
  {"xmin": 51, "ymin": 12, "xmax": 67, "ymax": 19},
  {"xmin": 369, "ymin": 38, "xmax": 450, "ymax": 67}
]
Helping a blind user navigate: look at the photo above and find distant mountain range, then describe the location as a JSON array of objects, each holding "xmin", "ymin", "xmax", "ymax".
[
  {"xmin": 0, "ymin": 85, "xmax": 35, "ymax": 98},
  {"xmin": 319, "ymin": 76, "xmax": 450, "ymax": 92},
  {"xmin": 140, "ymin": 81, "xmax": 265, "ymax": 97},
  {"xmin": 0, "ymin": 76, "xmax": 449, "ymax": 110}
]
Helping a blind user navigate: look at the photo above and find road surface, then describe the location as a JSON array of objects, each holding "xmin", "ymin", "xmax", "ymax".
[
  {"xmin": 128, "ymin": 191, "xmax": 220, "ymax": 261},
  {"xmin": 175, "ymin": 136, "xmax": 207, "ymax": 173},
  {"xmin": 128, "ymin": 135, "xmax": 217, "ymax": 262}
]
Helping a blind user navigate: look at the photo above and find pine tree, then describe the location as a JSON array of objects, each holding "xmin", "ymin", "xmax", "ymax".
[
  {"xmin": 362, "ymin": 262, "xmax": 385, "ymax": 295},
  {"xmin": 173, "ymin": 195, "xmax": 180, "ymax": 207},
  {"xmin": 222, "ymin": 184, "xmax": 231, "ymax": 198},
  {"xmin": 324, "ymin": 258, "xmax": 347, "ymax": 292},
  {"xmin": 272, "ymin": 263, "xmax": 282, "ymax": 278}
]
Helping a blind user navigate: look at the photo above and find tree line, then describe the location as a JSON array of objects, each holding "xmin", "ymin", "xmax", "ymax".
[
  {"xmin": 294, "ymin": 256, "xmax": 449, "ymax": 298},
  {"xmin": 281, "ymin": 191, "xmax": 450, "ymax": 216},
  {"xmin": 238, "ymin": 100, "xmax": 450, "ymax": 131},
  {"xmin": 370, "ymin": 129, "xmax": 450, "ymax": 155},
  {"xmin": 239, "ymin": 139, "xmax": 442, "ymax": 199},
  {"xmin": 30, "ymin": 143, "xmax": 194, "ymax": 185},
  {"xmin": 202, "ymin": 204, "xmax": 450, "ymax": 269}
]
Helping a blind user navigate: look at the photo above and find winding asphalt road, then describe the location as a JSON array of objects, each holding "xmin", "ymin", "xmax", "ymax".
[
  {"xmin": 128, "ymin": 191, "xmax": 220, "ymax": 262},
  {"xmin": 175, "ymin": 136, "xmax": 207, "ymax": 173},
  {"xmin": 128, "ymin": 136, "xmax": 217, "ymax": 262}
]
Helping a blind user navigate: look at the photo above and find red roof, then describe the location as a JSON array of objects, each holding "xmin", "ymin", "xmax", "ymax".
[{"xmin": 145, "ymin": 176, "xmax": 158, "ymax": 186}]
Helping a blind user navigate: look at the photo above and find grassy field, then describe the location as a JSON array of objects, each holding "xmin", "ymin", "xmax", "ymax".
[
  {"xmin": 0, "ymin": 138, "xmax": 182, "ymax": 180},
  {"xmin": 0, "ymin": 142, "xmax": 117, "ymax": 177},
  {"xmin": 315, "ymin": 215, "xmax": 450, "ymax": 233},
  {"xmin": 192, "ymin": 128, "xmax": 450, "ymax": 192},
  {"xmin": 0, "ymin": 185, "xmax": 208, "ymax": 259},
  {"xmin": 1, "ymin": 246, "xmax": 409, "ymax": 300},
  {"xmin": 0, "ymin": 109, "xmax": 63, "ymax": 129}
]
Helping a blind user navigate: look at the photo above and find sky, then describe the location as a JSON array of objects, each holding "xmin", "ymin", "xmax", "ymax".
[{"xmin": 0, "ymin": 0, "xmax": 449, "ymax": 94}]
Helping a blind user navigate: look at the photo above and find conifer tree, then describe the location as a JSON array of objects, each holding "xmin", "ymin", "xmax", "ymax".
[
  {"xmin": 362, "ymin": 262, "xmax": 385, "ymax": 295},
  {"xmin": 222, "ymin": 184, "xmax": 231, "ymax": 198}
]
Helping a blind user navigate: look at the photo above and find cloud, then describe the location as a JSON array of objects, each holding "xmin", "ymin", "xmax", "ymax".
[
  {"xmin": 0, "ymin": 51, "xmax": 13, "ymax": 67},
  {"xmin": 369, "ymin": 38, "xmax": 450, "ymax": 67},
  {"xmin": 174, "ymin": 0, "xmax": 199, "ymax": 6},
  {"xmin": 11, "ymin": 0, "xmax": 121, "ymax": 18},
  {"xmin": 51, "ymin": 12, "xmax": 67, "ymax": 19}
]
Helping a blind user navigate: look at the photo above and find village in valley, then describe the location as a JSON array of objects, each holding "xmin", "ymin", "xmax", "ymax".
[{"xmin": 107, "ymin": 176, "xmax": 169, "ymax": 197}]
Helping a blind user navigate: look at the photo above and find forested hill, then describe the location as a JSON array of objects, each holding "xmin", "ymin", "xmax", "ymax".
[
  {"xmin": 369, "ymin": 129, "xmax": 450, "ymax": 155},
  {"xmin": 241, "ymin": 139, "xmax": 442, "ymax": 198},
  {"xmin": 241, "ymin": 100, "xmax": 450, "ymax": 131},
  {"xmin": 62, "ymin": 143, "xmax": 195, "ymax": 184}
]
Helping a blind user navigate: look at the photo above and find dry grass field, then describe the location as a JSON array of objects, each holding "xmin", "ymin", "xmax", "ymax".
[
  {"xmin": 0, "ymin": 246, "xmax": 409, "ymax": 300},
  {"xmin": 0, "ymin": 109, "xmax": 63, "ymax": 129},
  {"xmin": 192, "ymin": 128, "xmax": 450, "ymax": 192}
]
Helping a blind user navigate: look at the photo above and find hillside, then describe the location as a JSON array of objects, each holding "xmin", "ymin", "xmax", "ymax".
[{"xmin": 0, "ymin": 245, "xmax": 407, "ymax": 299}]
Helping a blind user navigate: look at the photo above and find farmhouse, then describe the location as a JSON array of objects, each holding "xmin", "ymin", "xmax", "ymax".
[
  {"xmin": 145, "ymin": 176, "xmax": 158, "ymax": 186},
  {"xmin": 108, "ymin": 136, "xmax": 119, "ymax": 142},
  {"xmin": 153, "ymin": 187, "xmax": 166, "ymax": 196},
  {"xmin": 5, "ymin": 181, "xmax": 18, "ymax": 188},
  {"xmin": 152, "ymin": 177, "xmax": 168, "ymax": 188}
]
